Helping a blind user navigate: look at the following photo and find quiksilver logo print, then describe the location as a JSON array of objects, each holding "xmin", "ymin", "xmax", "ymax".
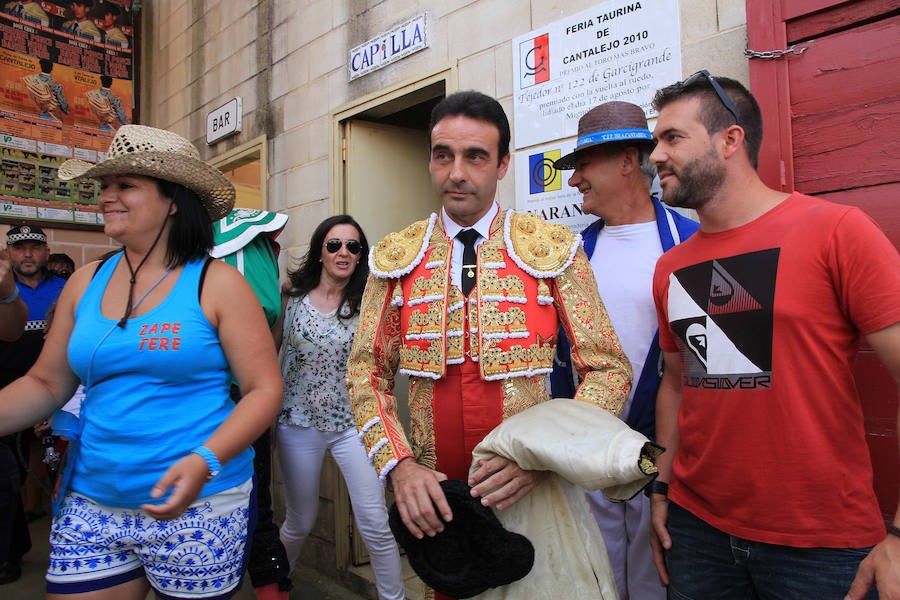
[{"xmin": 667, "ymin": 249, "xmax": 779, "ymax": 389}]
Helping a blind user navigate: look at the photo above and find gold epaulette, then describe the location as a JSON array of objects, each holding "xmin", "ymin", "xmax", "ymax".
[
  {"xmin": 369, "ymin": 213, "xmax": 436, "ymax": 279},
  {"xmin": 504, "ymin": 211, "xmax": 580, "ymax": 277}
]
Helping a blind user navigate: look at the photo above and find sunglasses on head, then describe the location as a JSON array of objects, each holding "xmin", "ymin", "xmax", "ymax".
[
  {"xmin": 325, "ymin": 238, "xmax": 362, "ymax": 255},
  {"xmin": 682, "ymin": 70, "xmax": 742, "ymax": 128}
]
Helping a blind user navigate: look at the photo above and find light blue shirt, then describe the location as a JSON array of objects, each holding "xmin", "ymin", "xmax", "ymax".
[{"xmin": 67, "ymin": 254, "xmax": 252, "ymax": 508}]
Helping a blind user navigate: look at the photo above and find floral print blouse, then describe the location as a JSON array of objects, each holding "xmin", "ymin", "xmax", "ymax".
[{"xmin": 278, "ymin": 294, "xmax": 358, "ymax": 432}]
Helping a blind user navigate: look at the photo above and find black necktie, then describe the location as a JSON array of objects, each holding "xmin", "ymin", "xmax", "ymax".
[{"xmin": 457, "ymin": 229, "xmax": 479, "ymax": 296}]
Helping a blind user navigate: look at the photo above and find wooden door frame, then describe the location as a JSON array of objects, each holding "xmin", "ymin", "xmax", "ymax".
[
  {"xmin": 746, "ymin": 0, "xmax": 900, "ymax": 192},
  {"xmin": 209, "ymin": 134, "xmax": 269, "ymax": 210},
  {"xmin": 331, "ymin": 68, "xmax": 457, "ymax": 217},
  {"xmin": 745, "ymin": 0, "xmax": 793, "ymax": 192}
]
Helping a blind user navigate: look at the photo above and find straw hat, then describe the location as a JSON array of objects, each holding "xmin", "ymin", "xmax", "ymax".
[
  {"xmin": 554, "ymin": 101, "xmax": 654, "ymax": 170},
  {"xmin": 57, "ymin": 125, "xmax": 235, "ymax": 220}
]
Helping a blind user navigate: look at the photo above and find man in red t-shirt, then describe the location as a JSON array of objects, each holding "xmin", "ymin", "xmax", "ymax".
[{"xmin": 647, "ymin": 72, "xmax": 900, "ymax": 600}]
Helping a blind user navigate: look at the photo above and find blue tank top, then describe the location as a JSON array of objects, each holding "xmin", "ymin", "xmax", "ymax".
[{"xmin": 67, "ymin": 253, "xmax": 253, "ymax": 508}]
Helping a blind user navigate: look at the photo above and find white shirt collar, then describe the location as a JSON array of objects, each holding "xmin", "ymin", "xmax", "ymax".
[{"xmin": 442, "ymin": 202, "xmax": 498, "ymax": 242}]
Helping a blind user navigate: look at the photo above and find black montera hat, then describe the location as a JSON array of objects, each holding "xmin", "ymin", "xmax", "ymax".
[{"xmin": 388, "ymin": 479, "xmax": 534, "ymax": 598}]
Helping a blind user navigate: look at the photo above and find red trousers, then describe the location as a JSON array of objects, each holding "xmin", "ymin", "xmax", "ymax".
[{"xmin": 429, "ymin": 359, "xmax": 504, "ymax": 600}]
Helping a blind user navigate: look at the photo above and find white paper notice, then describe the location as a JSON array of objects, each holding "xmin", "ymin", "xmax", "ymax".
[{"xmin": 511, "ymin": 0, "xmax": 682, "ymax": 150}]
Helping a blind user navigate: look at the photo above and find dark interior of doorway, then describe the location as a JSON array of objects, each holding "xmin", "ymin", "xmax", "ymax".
[{"xmin": 353, "ymin": 80, "xmax": 444, "ymax": 129}]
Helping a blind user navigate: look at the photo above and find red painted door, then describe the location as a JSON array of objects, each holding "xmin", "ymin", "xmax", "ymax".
[{"xmin": 747, "ymin": 0, "xmax": 900, "ymax": 519}]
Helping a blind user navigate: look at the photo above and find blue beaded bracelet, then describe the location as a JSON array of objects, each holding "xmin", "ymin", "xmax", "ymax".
[
  {"xmin": 192, "ymin": 445, "xmax": 221, "ymax": 480},
  {"xmin": 0, "ymin": 286, "xmax": 19, "ymax": 304}
]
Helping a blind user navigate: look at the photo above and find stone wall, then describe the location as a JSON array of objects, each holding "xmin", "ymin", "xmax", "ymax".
[{"xmin": 142, "ymin": 0, "xmax": 747, "ymax": 262}]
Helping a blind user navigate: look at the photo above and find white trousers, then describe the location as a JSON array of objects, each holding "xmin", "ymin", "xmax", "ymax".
[
  {"xmin": 276, "ymin": 423, "xmax": 404, "ymax": 600},
  {"xmin": 586, "ymin": 489, "xmax": 666, "ymax": 600}
]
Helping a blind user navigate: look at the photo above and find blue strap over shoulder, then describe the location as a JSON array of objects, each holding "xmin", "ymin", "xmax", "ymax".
[{"xmin": 550, "ymin": 198, "xmax": 699, "ymax": 438}]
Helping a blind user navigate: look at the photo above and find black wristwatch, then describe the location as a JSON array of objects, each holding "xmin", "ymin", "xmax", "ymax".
[{"xmin": 644, "ymin": 480, "xmax": 669, "ymax": 498}]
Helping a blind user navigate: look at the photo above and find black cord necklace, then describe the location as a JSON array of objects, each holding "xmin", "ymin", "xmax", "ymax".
[{"xmin": 117, "ymin": 202, "xmax": 173, "ymax": 328}]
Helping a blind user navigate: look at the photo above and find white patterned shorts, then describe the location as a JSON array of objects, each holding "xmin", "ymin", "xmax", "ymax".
[{"xmin": 46, "ymin": 479, "xmax": 253, "ymax": 599}]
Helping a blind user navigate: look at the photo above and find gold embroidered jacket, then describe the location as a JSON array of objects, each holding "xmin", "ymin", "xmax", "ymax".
[{"xmin": 347, "ymin": 210, "xmax": 631, "ymax": 480}]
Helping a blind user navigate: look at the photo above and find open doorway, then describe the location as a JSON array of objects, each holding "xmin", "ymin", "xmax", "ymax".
[
  {"xmin": 338, "ymin": 79, "xmax": 445, "ymax": 243},
  {"xmin": 210, "ymin": 135, "xmax": 267, "ymax": 210},
  {"xmin": 334, "ymin": 76, "xmax": 448, "ymax": 568}
]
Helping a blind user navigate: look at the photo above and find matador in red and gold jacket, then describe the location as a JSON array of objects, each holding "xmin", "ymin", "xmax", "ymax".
[{"xmin": 347, "ymin": 207, "xmax": 631, "ymax": 485}]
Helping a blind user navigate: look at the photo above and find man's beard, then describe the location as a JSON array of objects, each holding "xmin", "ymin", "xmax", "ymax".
[
  {"xmin": 660, "ymin": 146, "xmax": 726, "ymax": 211},
  {"xmin": 13, "ymin": 261, "xmax": 43, "ymax": 278}
]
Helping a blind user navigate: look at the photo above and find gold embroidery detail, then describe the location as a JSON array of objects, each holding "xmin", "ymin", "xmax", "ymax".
[
  {"xmin": 537, "ymin": 278, "xmax": 551, "ymax": 298},
  {"xmin": 469, "ymin": 299, "xmax": 480, "ymax": 360},
  {"xmin": 639, "ymin": 443, "xmax": 663, "ymax": 475},
  {"xmin": 408, "ymin": 378, "xmax": 436, "ymax": 469},
  {"xmin": 371, "ymin": 218, "xmax": 431, "ymax": 275},
  {"xmin": 390, "ymin": 282, "xmax": 404, "ymax": 306},
  {"xmin": 447, "ymin": 286, "xmax": 464, "ymax": 320},
  {"xmin": 447, "ymin": 333, "xmax": 463, "ymax": 362},
  {"xmin": 575, "ymin": 380, "xmax": 627, "ymax": 415},
  {"xmin": 480, "ymin": 269, "xmax": 527, "ymax": 300},
  {"xmin": 480, "ymin": 302, "xmax": 528, "ymax": 335},
  {"xmin": 347, "ymin": 276, "xmax": 415, "ymax": 474},
  {"xmin": 508, "ymin": 211, "xmax": 578, "ymax": 274},
  {"xmin": 399, "ymin": 343, "xmax": 444, "ymax": 376},
  {"xmin": 556, "ymin": 249, "xmax": 631, "ymax": 416},
  {"xmin": 400, "ymin": 243, "xmax": 449, "ymax": 375},
  {"xmin": 480, "ymin": 340, "xmax": 556, "ymax": 378},
  {"xmin": 500, "ymin": 376, "xmax": 549, "ymax": 418},
  {"xmin": 409, "ymin": 246, "xmax": 449, "ymax": 305},
  {"xmin": 409, "ymin": 274, "xmax": 442, "ymax": 303},
  {"xmin": 428, "ymin": 243, "xmax": 449, "ymax": 264},
  {"xmin": 407, "ymin": 302, "xmax": 445, "ymax": 336},
  {"xmin": 446, "ymin": 288, "xmax": 465, "ymax": 362},
  {"xmin": 573, "ymin": 300, "xmax": 596, "ymax": 324},
  {"xmin": 480, "ymin": 243, "xmax": 505, "ymax": 264}
]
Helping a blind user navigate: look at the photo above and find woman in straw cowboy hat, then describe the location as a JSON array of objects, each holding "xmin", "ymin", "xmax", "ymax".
[{"xmin": 0, "ymin": 125, "xmax": 282, "ymax": 599}]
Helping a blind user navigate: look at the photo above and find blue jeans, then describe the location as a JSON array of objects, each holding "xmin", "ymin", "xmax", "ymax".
[{"xmin": 666, "ymin": 502, "xmax": 877, "ymax": 600}]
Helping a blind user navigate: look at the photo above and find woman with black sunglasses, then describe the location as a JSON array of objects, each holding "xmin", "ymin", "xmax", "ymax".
[{"xmin": 275, "ymin": 215, "xmax": 404, "ymax": 599}]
